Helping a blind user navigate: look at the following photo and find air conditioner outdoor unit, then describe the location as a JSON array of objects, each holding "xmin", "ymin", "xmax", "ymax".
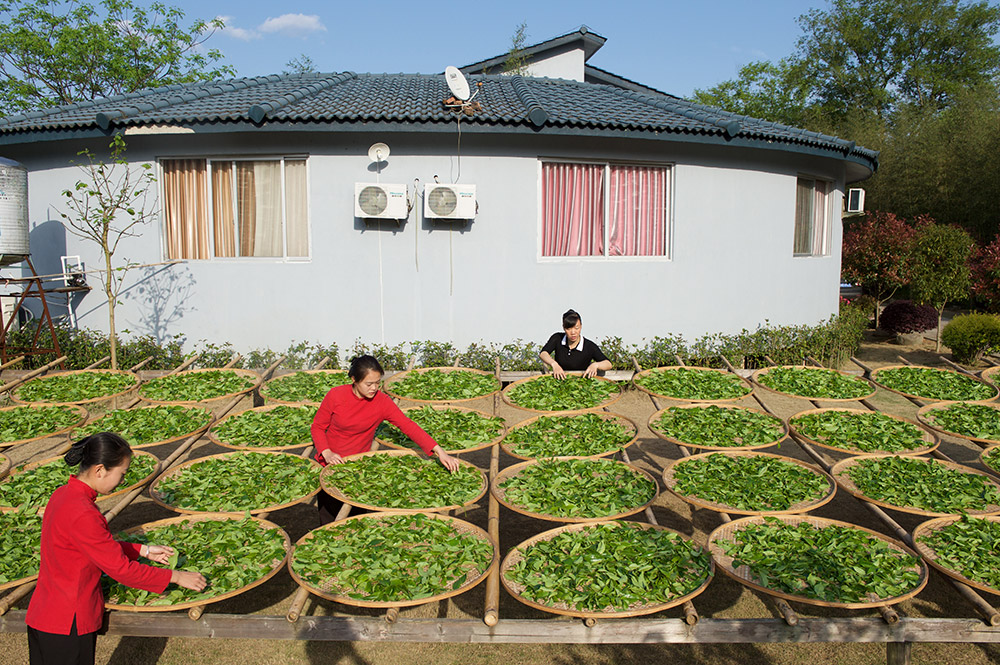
[
  {"xmin": 354, "ymin": 183, "xmax": 408, "ymax": 219},
  {"xmin": 846, "ymin": 188, "xmax": 865, "ymax": 213},
  {"xmin": 424, "ymin": 184, "xmax": 477, "ymax": 219}
]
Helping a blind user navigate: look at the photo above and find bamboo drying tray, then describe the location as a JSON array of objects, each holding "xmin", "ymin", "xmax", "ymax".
[
  {"xmin": 11, "ymin": 369, "xmax": 139, "ymax": 406},
  {"xmin": 661, "ymin": 450, "xmax": 836, "ymax": 516},
  {"xmin": 319, "ymin": 449, "xmax": 487, "ymax": 512},
  {"xmin": 149, "ymin": 451, "xmax": 321, "ymax": 515},
  {"xmin": 0, "ymin": 507, "xmax": 43, "ymax": 592},
  {"xmin": 501, "ymin": 520, "xmax": 714, "ymax": 619},
  {"xmin": 374, "ymin": 404, "xmax": 507, "ymax": 455},
  {"xmin": 260, "ymin": 369, "xmax": 351, "ymax": 406},
  {"xmin": 71, "ymin": 404, "xmax": 212, "ymax": 450},
  {"xmin": 870, "ymin": 364, "xmax": 999, "ymax": 403},
  {"xmin": 0, "ymin": 453, "xmax": 8, "ymax": 480},
  {"xmin": 208, "ymin": 404, "xmax": 316, "ymax": 451},
  {"xmin": 288, "ymin": 511, "xmax": 496, "ymax": 608},
  {"xmin": 632, "ymin": 365, "xmax": 752, "ymax": 402},
  {"xmin": 981, "ymin": 446, "xmax": 1000, "ymax": 478},
  {"xmin": 980, "ymin": 365, "xmax": 1000, "ymax": 387},
  {"xmin": 912, "ymin": 515, "xmax": 1000, "ymax": 597},
  {"xmin": 0, "ymin": 404, "xmax": 88, "ymax": 449},
  {"xmin": 500, "ymin": 411, "xmax": 639, "ymax": 461},
  {"xmin": 491, "ymin": 456, "xmax": 658, "ymax": 523},
  {"xmin": 647, "ymin": 403, "xmax": 787, "ymax": 451},
  {"xmin": 383, "ymin": 366, "xmax": 500, "ymax": 403},
  {"xmin": 830, "ymin": 455, "xmax": 1000, "ymax": 517},
  {"xmin": 104, "ymin": 513, "xmax": 290, "ymax": 612},
  {"xmin": 0, "ymin": 450, "xmax": 160, "ymax": 513},
  {"xmin": 789, "ymin": 407, "xmax": 939, "ymax": 456},
  {"xmin": 916, "ymin": 402, "xmax": 1000, "ymax": 446},
  {"xmin": 751, "ymin": 365, "xmax": 875, "ymax": 402},
  {"xmin": 137, "ymin": 368, "xmax": 260, "ymax": 405},
  {"xmin": 707, "ymin": 514, "xmax": 928, "ymax": 609},
  {"xmin": 501, "ymin": 373, "xmax": 623, "ymax": 414}
]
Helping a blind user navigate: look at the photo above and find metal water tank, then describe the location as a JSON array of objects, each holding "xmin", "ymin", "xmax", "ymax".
[{"xmin": 0, "ymin": 157, "xmax": 30, "ymax": 266}]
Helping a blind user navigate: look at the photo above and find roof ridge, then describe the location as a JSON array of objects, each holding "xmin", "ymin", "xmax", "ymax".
[
  {"xmin": 249, "ymin": 72, "xmax": 357, "ymax": 123},
  {"xmin": 511, "ymin": 76, "xmax": 548, "ymax": 128},
  {"xmin": 612, "ymin": 88, "xmax": 742, "ymax": 138}
]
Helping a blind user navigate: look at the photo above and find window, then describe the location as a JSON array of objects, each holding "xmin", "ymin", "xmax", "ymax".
[
  {"xmin": 794, "ymin": 176, "xmax": 830, "ymax": 256},
  {"xmin": 160, "ymin": 157, "xmax": 308, "ymax": 260},
  {"xmin": 541, "ymin": 162, "xmax": 669, "ymax": 257}
]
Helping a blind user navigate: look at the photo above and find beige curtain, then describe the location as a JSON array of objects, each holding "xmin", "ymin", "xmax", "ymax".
[
  {"xmin": 812, "ymin": 180, "xmax": 828, "ymax": 255},
  {"xmin": 793, "ymin": 177, "xmax": 814, "ymax": 255},
  {"xmin": 237, "ymin": 163, "xmax": 256, "ymax": 256},
  {"xmin": 212, "ymin": 161, "xmax": 236, "ymax": 257},
  {"xmin": 161, "ymin": 159, "xmax": 209, "ymax": 259},
  {"xmin": 284, "ymin": 159, "xmax": 308, "ymax": 257},
  {"xmin": 253, "ymin": 161, "xmax": 283, "ymax": 256}
]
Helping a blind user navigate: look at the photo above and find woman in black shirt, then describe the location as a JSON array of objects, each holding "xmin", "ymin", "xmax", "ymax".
[{"xmin": 538, "ymin": 309, "xmax": 613, "ymax": 379}]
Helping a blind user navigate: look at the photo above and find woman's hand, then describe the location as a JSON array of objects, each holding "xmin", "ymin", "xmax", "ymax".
[
  {"xmin": 433, "ymin": 447, "xmax": 460, "ymax": 473},
  {"xmin": 551, "ymin": 363, "xmax": 567, "ymax": 380},
  {"xmin": 142, "ymin": 545, "xmax": 175, "ymax": 564},
  {"xmin": 170, "ymin": 569, "xmax": 207, "ymax": 591},
  {"xmin": 321, "ymin": 449, "xmax": 344, "ymax": 465},
  {"xmin": 582, "ymin": 364, "xmax": 599, "ymax": 379}
]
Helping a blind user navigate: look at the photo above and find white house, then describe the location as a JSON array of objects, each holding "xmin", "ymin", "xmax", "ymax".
[{"xmin": 0, "ymin": 28, "xmax": 876, "ymax": 352}]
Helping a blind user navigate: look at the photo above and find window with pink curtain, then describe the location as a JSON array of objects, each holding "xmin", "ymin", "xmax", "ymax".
[
  {"xmin": 794, "ymin": 176, "xmax": 830, "ymax": 256},
  {"xmin": 542, "ymin": 162, "xmax": 669, "ymax": 258}
]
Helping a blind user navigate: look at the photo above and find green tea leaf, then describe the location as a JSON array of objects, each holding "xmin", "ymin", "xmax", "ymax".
[
  {"xmin": 790, "ymin": 410, "xmax": 927, "ymax": 453},
  {"xmin": 0, "ymin": 455, "xmax": 157, "ymax": 509},
  {"xmin": 74, "ymin": 406, "xmax": 211, "ymax": 445},
  {"xmin": 842, "ymin": 456, "xmax": 1000, "ymax": 513},
  {"xmin": 634, "ymin": 368, "xmax": 750, "ymax": 400},
  {"xmin": 376, "ymin": 406, "xmax": 504, "ymax": 452},
  {"xmin": 17, "ymin": 372, "xmax": 137, "ymax": 403},
  {"xmin": 919, "ymin": 515, "xmax": 1000, "ymax": 590},
  {"xmin": 387, "ymin": 369, "xmax": 500, "ymax": 401},
  {"xmin": 650, "ymin": 405, "xmax": 784, "ymax": 448},
  {"xmin": 503, "ymin": 413, "xmax": 634, "ymax": 458},
  {"xmin": 757, "ymin": 367, "xmax": 871, "ymax": 400},
  {"xmin": 672, "ymin": 454, "xmax": 830, "ymax": 511},
  {"xmin": 0, "ymin": 509, "xmax": 42, "ymax": 584},
  {"xmin": 262, "ymin": 371, "xmax": 350, "ymax": 403},
  {"xmin": 139, "ymin": 371, "xmax": 254, "ymax": 402},
  {"xmin": 874, "ymin": 367, "xmax": 995, "ymax": 402},
  {"xmin": 506, "ymin": 376, "xmax": 619, "ymax": 411},
  {"xmin": 0, "ymin": 406, "xmax": 82, "ymax": 443},
  {"xmin": 923, "ymin": 402, "xmax": 1000, "ymax": 441},
  {"xmin": 213, "ymin": 406, "xmax": 317, "ymax": 448},
  {"xmin": 322, "ymin": 454, "xmax": 483, "ymax": 509}
]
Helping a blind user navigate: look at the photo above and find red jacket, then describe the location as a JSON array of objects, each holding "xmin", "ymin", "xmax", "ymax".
[
  {"xmin": 311, "ymin": 384, "xmax": 437, "ymax": 463},
  {"xmin": 25, "ymin": 476, "xmax": 171, "ymax": 635}
]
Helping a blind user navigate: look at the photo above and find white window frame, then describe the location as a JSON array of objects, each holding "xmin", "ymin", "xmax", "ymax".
[
  {"xmin": 536, "ymin": 158, "xmax": 674, "ymax": 262},
  {"xmin": 793, "ymin": 174, "xmax": 833, "ymax": 258},
  {"xmin": 157, "ymin": 154, "xmax": 312, "ymax": 262}
]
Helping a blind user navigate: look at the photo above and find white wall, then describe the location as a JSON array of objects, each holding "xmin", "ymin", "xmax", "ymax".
[{"xmin": 6, "ymin": 130, "xmax": 847, "ymax": 354}]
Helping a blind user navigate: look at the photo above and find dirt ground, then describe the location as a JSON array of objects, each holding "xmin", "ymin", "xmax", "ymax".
[{"xmin": 2, "ymin": 343, "xmax": 1000, "ymax": 665}]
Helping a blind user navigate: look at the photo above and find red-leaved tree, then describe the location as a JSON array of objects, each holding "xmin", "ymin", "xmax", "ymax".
[
  {"xmin": 971, "ymin": 235, "xmax": 1000, "ymax": 312},
  {"xmin": 841, "ymin": 211, "xmax": 917, "ymax": 328}
]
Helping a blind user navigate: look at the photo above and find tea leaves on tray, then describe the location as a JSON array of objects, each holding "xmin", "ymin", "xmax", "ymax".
[
  {"xmin": 842, "ymin": 456, "xmax": 1000, "ymax": 513},
  {"xmin": 757, "ymin": 367, "xmax": 871, "ymax": 400},
  {"xmin": 504, "ymin": 414, "xmax": 634, "ymax": 458},
  {"xmin": 17, "ymin": 372, "xmax": 137, "ymax": 403},
  {"xmin": 0, "ymin": 509, "xmax": 42, "ymax": 584},
  {"xmin": 154, "ymin": 453, "xmax": 319, "ymax": 512},
  {"xmin": 874, "ymin": 367, "xmax": 995, "ymax": 401},
  {"xmin": 291, "ymin": 513, "xmax": 493, "ymax": 602},
  {"xmin": 213, "ymin": 406, "xmax": 317, "ymax": 447},
  {"xmin": 719, "ymin": 518, "xmax": 922, "ymax": 603},
  {"xmin": 919, "ymin": 515, "xmax": 1000, "ymax": 590},
  {"xmin": 790, "ymin": 410, "xmax": 927, "ymax": 453},
  {"xmin": 74, "ymin": 406, "xmax": 210, "ymax": 446},
  {"xmin": 263, "ymin": 371, "xmax": 350, "ymax": 403},
  {"xmin": 634, "ymin": 368, "xmax": 750, "ymax": 400},
  {"xmin": 506, "ymin": 375, "xmax": 619, "ymax": 411},
  {"xmin": 0, "ymin": 455, "xmax": 158, "ymax": 509},
  {"xmin": 504, "ymin": 522, "xmax": 711, "ymax": 612},
  {"xmin": 650, "ymin": 405, "xmax": 784, "ymax": 447},
  {"xmin": 923, "ymin": 403, "xmax": 1000, "ymax": 441},
  {"xmin": 139, "ymin": 371, "xmax": 254, "ymax": 402},
  {"xmin": 376, "ymin": 406, "xmax": 504, "ymax": 452},
  {"xmin": 322, "ymin": 454, "xmax": 483, "ymax": 509},
  {"xmin": 388, "ymin": 369, "xmax": 499, "ymax": 401},
  {"xmin": 671, "ymin": 454, "xmax": 829, "ymax": 512},
  {"xmin": 0, "ymin": 406, "xmax": 82, "ymax": 443},
  {"xmin": 498, "ymin": 458, "xmax": 655, "ymax": 518},
  {"xmin": 105, "ymin": 517, "xmax": 287, "ymax": 607}
]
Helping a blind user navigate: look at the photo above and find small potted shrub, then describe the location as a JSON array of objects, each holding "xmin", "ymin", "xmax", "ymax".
[{"xmin": 879, "ymin": 300, "xmax": 938, "ymax": 346}]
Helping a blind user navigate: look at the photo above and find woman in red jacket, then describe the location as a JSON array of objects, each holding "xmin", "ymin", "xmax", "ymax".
[
  {"xmin": 311, "ymin": 355, "xmax": 460, "ymax": 523},
  {"xmin": 25, "ymin": 433, "xmax": 206, "ymax": 665}
]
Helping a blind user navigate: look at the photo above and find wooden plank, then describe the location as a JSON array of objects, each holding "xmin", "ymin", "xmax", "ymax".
[{"xmin": 887, "ymin": 641, "xmax": 912, "ymax": 665}]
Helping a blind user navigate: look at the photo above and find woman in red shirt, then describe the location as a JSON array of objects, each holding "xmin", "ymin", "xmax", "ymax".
[
  {"xmin": 311, "ymin": 355, "xmax": 460, "ymax": 523},
  {"xmin": 25, "ymin": 433, "xmax": 206, "ymax": 665}
]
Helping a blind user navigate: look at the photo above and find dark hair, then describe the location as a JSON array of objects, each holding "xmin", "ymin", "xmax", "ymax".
[
  {"xmin": 64, "ymin": 432, "xmax": 132, "ymax": 471},
  {"xmin": 562, "ymin": 309, "xmax": 581, "ymax": 329},
  {"xmin": 348, "ymin": 355, "xmax": 384, "ymax": 382}
]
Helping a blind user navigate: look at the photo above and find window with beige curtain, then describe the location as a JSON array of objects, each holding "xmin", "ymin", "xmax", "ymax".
[
  {"xmin": 161, "ymin": 157, "xmax": 309, "ymax": 260},
  {"xmin": 793, "ymin": 176, "xmax": 830, "ymax": 257}
]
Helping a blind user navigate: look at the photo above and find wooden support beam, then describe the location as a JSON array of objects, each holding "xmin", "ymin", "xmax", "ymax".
[
  {"xmin": 313, "ymin": 357, "xmax": 331, "ymax": 370},
  {"xmin": 887, "ymin": 641, "xmax": 911, "ymax": 665},
  {"xmin": 223, "ymin": 353, "xmax": 242, "ymax": 369},
  {"xmin": 941, "ymin": 357, "xmax": 974, "ymax": 376},
  {"xmin": 84, "ymin": 356, "xmax": 111, "ymax": 370},
  {"xmin": 0, "ymin": 582, "xmax": 34, "ymax": 616},
  {"xmin": 484, "ymin": 441, "xmax": 501, "ymax": 627},
  {"xmin": 0, "ymin": 356, "xmax": 24, "ymax": 371},
  {"xmin": 286, "ymin": 587, "xmax": 310, "ymax": 623},
  {"xmin": 851, "ymin": 357, "xmax": 874, "ymax": 377},
  {"xmin": 385, "ymin": 608, "xmax": 400, "ymax": 624},
  {"xmin": 128, "ymin": 356, "xmax": 155, "ymax": 372},
  {"xmin": 0, "ymin": 355, "xmax": 68, "ymax": 394}
]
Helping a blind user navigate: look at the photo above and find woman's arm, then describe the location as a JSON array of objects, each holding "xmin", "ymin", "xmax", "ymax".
[
  {"xmin": 311, "ymin": 390, "xmax": 343, "ymax": 464},
  {"xmin": 383, "ymin": 400, "xmax": 458, "ymax": 472}
]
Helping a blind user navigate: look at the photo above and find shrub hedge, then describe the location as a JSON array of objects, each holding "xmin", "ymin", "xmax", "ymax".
[
  {"xmin": 941, "ymin": 313, "xmax": 1000, "ymax": 364},
  {"xmin": 879, "ymin": 300, "xmax": 939, "ymax": 334}
]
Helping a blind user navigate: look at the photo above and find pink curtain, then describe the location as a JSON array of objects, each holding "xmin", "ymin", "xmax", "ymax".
[
  {"xmin": 608, "ymin": 165, "xmax": 667, "ymax": 256},
  {"xmin": 541, "ymin": 163, "xmax": 605, "ymax": 256}
]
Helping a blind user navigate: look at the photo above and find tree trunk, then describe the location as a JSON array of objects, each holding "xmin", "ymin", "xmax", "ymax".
[
  {"xmin": 935, "ymin": 307, "xmax": 944, "ymax": 353},
  {"xmin": 105, "ymin": 250, "xmax": 117, "ymax": 370}
]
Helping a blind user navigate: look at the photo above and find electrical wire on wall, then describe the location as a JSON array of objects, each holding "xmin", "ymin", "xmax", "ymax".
[
  {"xmin": 374, "ymin": 151, "xmax": 386, "ymax": 343},
  {"xmin": 413, "ymin": 178, "xmax": 420, "ymax": 272}
]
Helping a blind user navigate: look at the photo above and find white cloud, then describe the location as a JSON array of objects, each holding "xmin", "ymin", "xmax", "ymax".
[
  {"xmin": 258, "ymin": 14, "xmax": 327, "ymax": 38},
  {"xmin": 217, "ymin": 15, "xmax": 259, "ymax": 41}
]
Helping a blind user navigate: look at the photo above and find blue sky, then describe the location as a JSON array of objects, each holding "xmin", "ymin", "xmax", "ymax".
[{"xmin": 171, "ymin": 0, "xmax": 824, "ymax": 97}]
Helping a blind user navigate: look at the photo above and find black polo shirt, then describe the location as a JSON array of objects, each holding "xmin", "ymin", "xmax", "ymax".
[{"xmin": 540, "ymin": 333, "xmax": 608, "ymax": 372}]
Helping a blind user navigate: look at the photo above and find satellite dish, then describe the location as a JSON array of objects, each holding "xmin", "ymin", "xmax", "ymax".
[
  {"xmin": 445, "ymin": 66, "xmax": 470, "ymax": 101},
  {"xmin": 368, "ymin": 142, "xmax": 390, "ymax": 163}
]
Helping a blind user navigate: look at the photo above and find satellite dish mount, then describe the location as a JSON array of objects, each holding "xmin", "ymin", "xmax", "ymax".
[{"xmin": 442, "ymin": 66, "xmax": 482, "ymax": 116}]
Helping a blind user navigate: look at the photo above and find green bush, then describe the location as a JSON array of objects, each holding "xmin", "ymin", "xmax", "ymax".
[
  {"xmin": 941, "ymin": 314, "xmax": 1000, "ymax": 364},
  {"xmin": 6, "ymin": 324, "xmax": 184, "ymax": 370}
]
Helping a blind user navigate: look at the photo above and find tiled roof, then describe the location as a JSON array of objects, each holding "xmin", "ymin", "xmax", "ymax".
[{"xmin": 0, "ymin": 72, "xmax": 877, "ymax": 171}]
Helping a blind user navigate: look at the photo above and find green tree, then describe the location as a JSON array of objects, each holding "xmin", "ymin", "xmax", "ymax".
[
  {"xmin": 692, "ymin": 60, "xmax": 811, "ymax": 126},
  {"xmin": 59, "ymin": 135, "xmax": 157, "ymax": 370},
  {"xmin": 283, "ymin": 54, "xmax": 317, "ymax": 75},
  {"xmin": 502, "ymin": 22, "xmax": 529, "ymax": 76},
  {"xmin": 841, "ymin": 212, "xmax": 917, "ymax": 329},
  {"xmin": 0, "ymin": 0, "xmax": 233, "ymax": 116},
  {"xmin": 908, "ymin": 222, "xmax": 976, "ymax": 350}
]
